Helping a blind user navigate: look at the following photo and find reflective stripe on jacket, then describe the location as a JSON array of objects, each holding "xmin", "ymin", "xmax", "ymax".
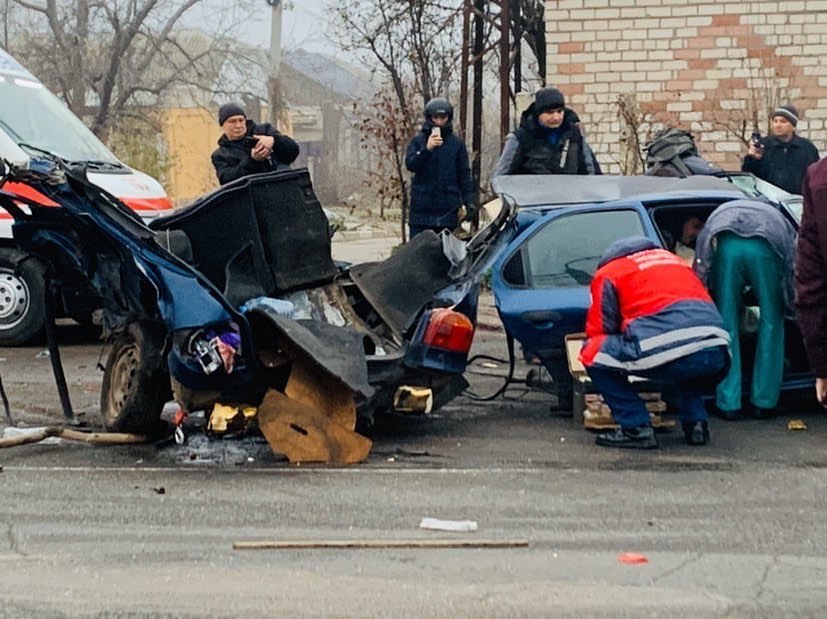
[{"xmin": 579, "ymin": 248, "xmax": 729, "ymax": 372}]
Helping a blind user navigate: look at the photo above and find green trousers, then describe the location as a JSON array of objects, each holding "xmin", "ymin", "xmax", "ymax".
[{"xmin": 710, "ymin": 233, "xmax": 785, "ymax": 411}]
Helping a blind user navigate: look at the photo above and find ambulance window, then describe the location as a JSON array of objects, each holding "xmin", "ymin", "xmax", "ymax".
[{"xmin": 0, "ymin": 73, "xmax": 118, "ymax": 163}]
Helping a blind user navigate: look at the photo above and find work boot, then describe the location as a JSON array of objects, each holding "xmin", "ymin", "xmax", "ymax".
[
  {"xmin": 595, "ymin": 425, "xmax": 658, "ymax": 450},
  {"xmin": 750, "ymin": 405, "xmax": 780, "ymax": 420},
  {"xmin": 682, "ymin": 421, "xmax": 709, "ymax": 446},
  {"xmin": 711, "ymin": 406, "xmax": 741, "ymax": 421}
]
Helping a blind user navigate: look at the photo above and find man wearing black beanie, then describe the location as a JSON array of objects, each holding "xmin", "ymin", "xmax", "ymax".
[
  {"xmin": 211, "ymin": 102, "xmax": 300, "ymax": 185},
  {"xmin": 742, "ymin": 102, "xmax": 819, "ymax": 195},
  {"xmin": 492, "ymin": 86, "xmax": 599, "ymax": 177}
]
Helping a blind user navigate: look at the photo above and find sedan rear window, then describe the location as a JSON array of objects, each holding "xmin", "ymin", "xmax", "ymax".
[{"xmin": 512, "ymin": 209, "xmax": 646, "ymax": 288}]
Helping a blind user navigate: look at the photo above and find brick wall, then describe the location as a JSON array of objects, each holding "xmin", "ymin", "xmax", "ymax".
[{"xmin": 546, "ymin": 0, "xmax": 827, "ymax": 173}]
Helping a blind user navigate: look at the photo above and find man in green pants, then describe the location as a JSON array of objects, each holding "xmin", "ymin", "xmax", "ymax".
[{"xmin": 694, "ymin": 199, "xmax": 797, "ymax": 419}]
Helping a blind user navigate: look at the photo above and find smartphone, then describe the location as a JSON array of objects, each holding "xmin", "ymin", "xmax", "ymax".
[
  {"xmin": 242, "ymin": 136, "xmax": 259, "ymax": 148},
  {"xmin": 431, "ymin": 126, "xmax": 441, "ymax": 138},
  {"xmin": 751, "ymin": 132, "xmax": 763, "ymax": 149}
]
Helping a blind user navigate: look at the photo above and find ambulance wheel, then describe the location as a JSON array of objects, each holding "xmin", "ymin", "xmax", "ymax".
[{"xmin": 0, "ymin": 248, "xmax": 46, "ymax": 346}]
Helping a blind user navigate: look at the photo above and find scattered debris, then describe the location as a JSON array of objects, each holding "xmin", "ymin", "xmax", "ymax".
[
  {"xmin": 258, "ymin": 389, "xmax": 371, "ymax": 464},
  {"xmin": 419, "ymin": 517, "xmax": 478, "ymax": 532},
  {"xmin": 233, "ymin": 539, "xmax": 528, "ymax": 550},
  {"xmin": 393, "ymin": 386, "xmax": 433, "ymax": 414},
  {"xmin": 0, "ymin": 426, "xmax": 146, "ymax": 448},
  {"xmin": 618, "ymin": 552, "xmax": 649, "ymax": 565},
  {"xmin": 35, "ymin": 350, "xmax": 50, "ymax": 359},
  {"xmin": 480, "ymin": 362, "xmax": 498, "ymax": 369},
  {"xmin": 787, "ymin": 419, "xmax": 808, "ymax": 431},
  {"xmin": 152, "ymin": 487, "xmax": 166, "ymax": 495}
]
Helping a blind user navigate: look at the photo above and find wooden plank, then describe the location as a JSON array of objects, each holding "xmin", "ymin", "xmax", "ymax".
[{"xmin": 233, "ymin": 539, "xmax": 530, "ymax": 550}]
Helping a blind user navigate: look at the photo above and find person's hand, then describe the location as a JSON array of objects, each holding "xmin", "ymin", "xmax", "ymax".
[
  {"xmin": 816, "ymin": 377, "xmax": 827, "ymax": 408},
  {"xmin": 747, "ymin": 141, "xmax": 764, "ymax": 159},
  {"xmin": 426, "ymin": 133, "xmax": 443, "ymax": 151},
  {"xmin": 251, "ymin": 134, "xmax": 274, "ymax": 161}
]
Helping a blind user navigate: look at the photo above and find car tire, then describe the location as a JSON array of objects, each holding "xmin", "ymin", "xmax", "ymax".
[
  {"xmin": 0, "ymin": 247, "xmax": 46, "ymax": 346},
  {"xmin": 100, "ymin": 322, "xmax": 171, "ymax": 436}
]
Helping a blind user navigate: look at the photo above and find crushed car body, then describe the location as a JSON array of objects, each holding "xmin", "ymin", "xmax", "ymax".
[{"xmin": 0, "ymin": 152, "xmax": 514, "ymax": 463}]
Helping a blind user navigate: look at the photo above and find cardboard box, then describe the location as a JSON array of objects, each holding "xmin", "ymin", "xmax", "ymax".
[{"xmin": 565, "ymin": 333, "xmax": 672, "ymax": 429}]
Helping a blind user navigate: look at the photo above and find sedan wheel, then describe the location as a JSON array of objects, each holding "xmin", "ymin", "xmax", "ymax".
[{"xmin": 101, "ymin": 322, "xmax": 171, "ymax": 435}]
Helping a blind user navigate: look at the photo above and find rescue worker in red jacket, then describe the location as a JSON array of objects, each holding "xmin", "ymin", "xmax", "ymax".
[{"xmin": 580, "ymin": 237, "xmax": 731, "ymax": 449}]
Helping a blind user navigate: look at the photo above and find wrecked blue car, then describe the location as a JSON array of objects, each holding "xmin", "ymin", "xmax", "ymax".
[{"xmin": 0, "ymin": 146, "xmax": 513, "ymax": 456}]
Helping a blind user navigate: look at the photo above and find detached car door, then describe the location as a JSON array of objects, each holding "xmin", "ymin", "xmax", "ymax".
[{"xmin": 491, "ymin": 203, "xmax": 657, "ymax": 398}]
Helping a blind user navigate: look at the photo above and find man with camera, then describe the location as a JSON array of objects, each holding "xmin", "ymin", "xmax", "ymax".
[
  {"xmin": 211, "ymin": 102, "xmax": 300, "ymax": 185},
  {"xmin": 742, "ymin": 103, "xmax": 819, "ymax": 195}
]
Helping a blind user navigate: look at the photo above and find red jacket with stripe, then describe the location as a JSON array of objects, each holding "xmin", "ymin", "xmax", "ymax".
[{"xmin": 579, "ymin": 247, "xmax": 729, "ymax": 372}]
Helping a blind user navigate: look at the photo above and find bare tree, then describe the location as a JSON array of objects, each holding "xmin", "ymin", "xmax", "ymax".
[
  {"xmin": 513, "ymin": 0, "xmax": 544, "ymax": 84},
  {"xmin": 5, "ymin": 0, "xmax": 260, "ymax": 140}
]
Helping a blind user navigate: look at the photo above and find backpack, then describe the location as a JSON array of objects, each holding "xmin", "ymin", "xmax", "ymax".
[{"xmin": 644, "ymin": 128, "xmax": 699, "ymax": 177}]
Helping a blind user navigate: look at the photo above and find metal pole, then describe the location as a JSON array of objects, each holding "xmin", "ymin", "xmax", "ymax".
[
  {"xmin": 267, "ymin": 0, "xmax": 283, "ymax": 126},
  {"xmin": 499, "ymin": 0, "xmax": 510, "ymax": 148},
  {"xmin": 472, "ymin": 0, "xmax": 484, "ymax": 205},
  {"xmin": 513, "ymin": 0, "xmax": 521, "ymax": 96},
  {"xmin": 459, "ymin": 0, "xmax": 471, "ymax": 140}
]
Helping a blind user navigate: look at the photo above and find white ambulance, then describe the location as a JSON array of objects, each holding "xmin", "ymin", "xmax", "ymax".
[{"xmin": 0, "ymin": 47, "xmax": 173, "ymax": 345}]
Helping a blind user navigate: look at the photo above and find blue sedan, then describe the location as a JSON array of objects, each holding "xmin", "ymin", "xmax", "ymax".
[{"xmin": 488, "ymin": 174, "xmax": 810, "ymax": 410}]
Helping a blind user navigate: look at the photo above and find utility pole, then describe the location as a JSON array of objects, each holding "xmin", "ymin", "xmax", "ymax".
[{"xmin": 266, "ymin": 0, "xmax": 284, "ymax": 127}]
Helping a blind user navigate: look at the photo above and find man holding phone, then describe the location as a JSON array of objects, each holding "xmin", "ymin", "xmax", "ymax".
[
  {"xmin": 742, "ymin": 103, "xmax": 819, "ymax": 195},
  {"xmin": 405, "ymin": 97, "xmax": 475, "ymax": 238},
  {"xmin": 211, "ymin": 102, "xmax": 300, "ymax": 185}
]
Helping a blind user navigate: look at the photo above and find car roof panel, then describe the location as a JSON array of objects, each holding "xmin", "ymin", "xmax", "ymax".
[{"xmin": 491, "ymin": 174, "xmax": 744, "ymax": 207}]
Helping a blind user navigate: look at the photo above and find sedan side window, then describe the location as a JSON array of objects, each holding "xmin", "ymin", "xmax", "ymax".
[{"xmin": 512, "ymin": 209, "xmax": 646, "ymax": 288}]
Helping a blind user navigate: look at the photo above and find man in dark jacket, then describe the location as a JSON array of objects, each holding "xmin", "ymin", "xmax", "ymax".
[
  {"xmin": 580, "ymin": 237, "xmax": 730, "ymax": 449},
  {"xmin": 492, "ymin": 87, "xmax": 598, "ymax": 177},
  {"xmin": 405, "ymin": 97, "xmax": 475, "ymax": 237},
  {"xmin": 210, "ymin": 102, "xmax": 300, "ymax": 185},
  {"xmin": 742, "ymin": 104, "xmax": 819, "ymax": 194},
  {"xmin": 694, "ymin": 199, "xmax": 797, "ymax": 421},
  {"xmin": 795, "ymin": 157, "xmax": 827, "ymax": 408}
]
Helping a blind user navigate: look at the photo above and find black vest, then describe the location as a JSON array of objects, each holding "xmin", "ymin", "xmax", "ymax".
[{"xmin": 509, "ymin": 123, "xmax": 584, "ymax": 175}]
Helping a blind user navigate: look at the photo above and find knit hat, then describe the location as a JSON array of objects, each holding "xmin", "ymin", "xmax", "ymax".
[
  {"xmin": 534, "ymin": 87, "xmax": 565, "ymax": 113},
  {"xmin": 772, "ymin": 104, "xmax": 798, "ymax": 127},
  {"xmin": 218, "ymin": 102, "xmax": 246, "ymax": 125}
]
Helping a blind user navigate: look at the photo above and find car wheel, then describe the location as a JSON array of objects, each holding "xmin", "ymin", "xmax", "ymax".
[
  {"xmin": 101, "ymin": 322, "xmax": 171, "ymax": 435},
  {"xmin": 0, "ymin": 248, "xmax": 46, "ymax": 346}
]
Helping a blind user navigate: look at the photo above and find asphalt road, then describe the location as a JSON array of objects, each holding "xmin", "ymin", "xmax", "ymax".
[{"xmin": 1, "ymin": 304, "xmax": 827, "ymax": 617}]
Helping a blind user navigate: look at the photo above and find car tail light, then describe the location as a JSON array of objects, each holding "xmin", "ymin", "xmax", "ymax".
[{"xmin": 422, "ymin": 308, "xmax": 474, "ymax": 353}]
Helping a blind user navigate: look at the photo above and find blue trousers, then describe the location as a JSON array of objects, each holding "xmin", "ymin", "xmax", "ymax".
[{"xmin": 586, "ymin": 346, "xmax": 729, "ymax": 429}]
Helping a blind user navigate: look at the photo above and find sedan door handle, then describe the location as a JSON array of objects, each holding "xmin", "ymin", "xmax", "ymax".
[{"xmin": 521, "ymin": 310, "xmax": 562, "ymax": 324}]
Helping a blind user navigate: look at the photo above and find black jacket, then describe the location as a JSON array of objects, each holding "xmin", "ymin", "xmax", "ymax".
[
  {"xmin": 211, "ymin": 120, "xmax": 300, "ymax": 185},
  {"xmin": 405, "ymin": 119, "xmax": 474, "ymax": 228},
  {"xmin": 507, "ymin": 104, "xmax": 590, "ymax": 175},
  {"xmin": 742, "ymin": 133, "xmax": 819, "ymax": 195}
]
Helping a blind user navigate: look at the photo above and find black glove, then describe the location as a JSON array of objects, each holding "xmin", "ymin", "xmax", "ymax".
[{"xmin": 462, "ymin": 204, "xmax": 478, "ymax": 222}]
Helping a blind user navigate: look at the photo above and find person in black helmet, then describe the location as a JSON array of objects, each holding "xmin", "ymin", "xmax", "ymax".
[
  {"xmin": 492, "ymin": 87, "xmax": 599, "ymax": 177},
  {"xmin": 405, "ymin": 97, "xmax": 475, "ymax": 238}
]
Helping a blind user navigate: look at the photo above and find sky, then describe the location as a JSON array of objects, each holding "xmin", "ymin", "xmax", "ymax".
[{"xmin": 240, "ymin": 0, "xmax": 337, "ymax": 55}]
